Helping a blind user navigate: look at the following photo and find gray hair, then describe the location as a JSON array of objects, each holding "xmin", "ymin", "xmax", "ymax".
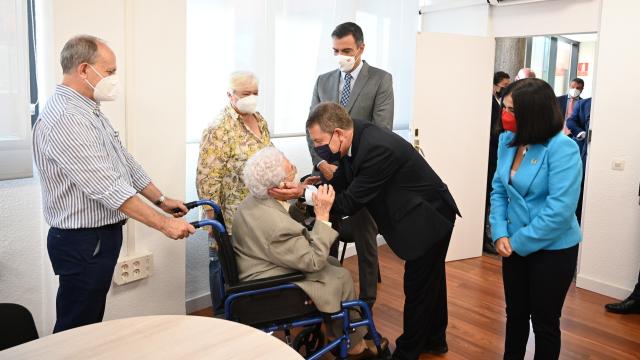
[
  {"xmin": 60, "ymin": 35, "xmax": 105, "ymax": 74},
  {"xmin": 243, "ymin": 147, "xmax": 287, "ymax": 199},
  {"xmin": 229, "ymin": 71, "xmax": 259, "ymax": 93}
]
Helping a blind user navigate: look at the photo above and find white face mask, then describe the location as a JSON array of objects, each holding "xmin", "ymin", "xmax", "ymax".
[
  {"xmin": 84, "ymin": 64, "xmax": 118, "ymax": 101},
  {"xmin": 336, "ymin": 54, "xmax": 356, "ymax": 72},
  {"xmin": 568, "ymin": 88, "xmax": 582, "ymax": 98},
  {"xmin": 235, "ymin": 94, "xmax": 258, "ymax": 114}
]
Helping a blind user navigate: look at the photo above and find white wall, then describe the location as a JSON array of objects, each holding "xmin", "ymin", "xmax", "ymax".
[
  {"xmin": 422, "ymin": 4, "xmax": 490, "ymax": 37},
  {"xmin": 0, "ymin": 0, "xmax": 188, "ymax": 335},
  {"xmin": 422, "ymin": 0, "xmax": 601, "ymax": 38},
  {"xmin": 576, "ymin": 1, "xmax": 640, "ymax": 299},
  {"xmin": 490, "ymin": 0, "xmax": 601, "ymax": 37},
  {"xmin": 106, "ymin": 0, "xmax": 187, "ymax": 319},
  {"xmin": 577, "ymin": 41, "xmax": 597, "ymax": 99}
]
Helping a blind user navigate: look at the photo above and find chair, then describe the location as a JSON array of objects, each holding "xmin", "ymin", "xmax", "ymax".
[
  {"xmin": 185, "ymin": 200, "xmax": 388, "ymax": 360},
  {"xmin": 0, "ymin": 303, "xmax": 39, "ymax": 351}
]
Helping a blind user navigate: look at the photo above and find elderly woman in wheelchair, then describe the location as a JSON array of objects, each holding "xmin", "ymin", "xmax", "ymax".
[{"xmin": 226, "ymin": 146, "xmax": 389, "ymax": 359}]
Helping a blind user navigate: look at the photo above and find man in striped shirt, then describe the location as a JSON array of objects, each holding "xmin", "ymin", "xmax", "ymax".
[{"xmin": 33, "ymin": 35, "xmax": 195, "ymax": 333}]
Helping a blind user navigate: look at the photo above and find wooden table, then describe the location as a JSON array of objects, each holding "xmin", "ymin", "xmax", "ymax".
[{"xmin": 0, "ymin": 315, "xmax": 304, "ymax": 360}]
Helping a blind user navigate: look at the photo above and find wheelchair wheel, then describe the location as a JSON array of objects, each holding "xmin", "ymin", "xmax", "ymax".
[{"xmin": 292, "ymin": 324, "xmax": 325, "ymax": 357}]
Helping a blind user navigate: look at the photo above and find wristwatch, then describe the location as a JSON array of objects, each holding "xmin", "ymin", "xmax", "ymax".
[{"xmin": 154, "ymin": 195, "xmax": 166, "ymax": 206}]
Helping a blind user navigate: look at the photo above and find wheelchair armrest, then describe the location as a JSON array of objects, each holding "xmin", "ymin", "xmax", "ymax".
[{"xmin": 226, "ymin": 271, "xmax": 306, "ymax": 294}]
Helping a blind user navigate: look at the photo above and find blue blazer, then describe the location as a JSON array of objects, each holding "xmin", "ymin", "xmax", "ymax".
[
  {"xmin": 566, "ymin": 98, "xmax": 592, "ymax": 159},
  {"xmin": 490, "ymin": 131, "xmax": 583, "ymax": 256}
]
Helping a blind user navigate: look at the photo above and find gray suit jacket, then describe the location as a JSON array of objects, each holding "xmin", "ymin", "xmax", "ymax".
[
  {"xmin": 232, "ymin": 195, "xmax": 354, "ymax": 313},
  {"xmin": 307, "ymin": 61, "xmax": 394, "ymax": 167}
]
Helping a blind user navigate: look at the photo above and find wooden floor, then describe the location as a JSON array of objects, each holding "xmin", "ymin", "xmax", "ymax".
[{"xmin": 191, "ymin": 245, "xmax": 640, "ymax": 359}]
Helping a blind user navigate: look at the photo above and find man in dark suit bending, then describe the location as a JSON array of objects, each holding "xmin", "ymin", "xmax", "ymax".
[{"xmin": 271, "ymin": 102, "xmax": 460, "ymax": 360}]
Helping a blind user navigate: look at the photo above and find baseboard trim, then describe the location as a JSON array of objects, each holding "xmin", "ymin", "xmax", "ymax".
[
  {"xmin": 186, "ymin": 237, "xmax": 389, "ymax": 313},
  {"xmin": 186, "ymin": 292, "xmax": 213, "ymax": 314},
  {"xmin": 576, "ymin": 274, "xmax": 633, "ymax": 300}
]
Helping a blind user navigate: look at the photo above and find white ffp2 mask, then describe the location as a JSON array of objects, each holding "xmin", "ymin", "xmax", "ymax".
[
  {"xmin": 336, "ymin": 54, "xmax": 356, "ymax": 72},
  {"xmin": 235, "ymin": 95, "xmax": 258, "ymax": 114},
  {"xmin": 568, "ymin": 88, "xmax": 582, "ymax": 98},
  {"xmin": 84, "ymin": 64, "xmax": 118, "ymax": 101}
]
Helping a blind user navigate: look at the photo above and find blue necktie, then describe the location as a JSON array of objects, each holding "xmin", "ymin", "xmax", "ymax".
[{"xmin": 340, "ymin": 73, "xmax": 352, "ymax": 107}]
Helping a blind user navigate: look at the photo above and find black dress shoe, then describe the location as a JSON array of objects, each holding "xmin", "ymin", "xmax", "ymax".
[
  {"xmin": 422, "ymin": 340, "xmax": 448, "ymax": 355},
  {"xmin": 605, "ymin": 298, "xmax": 640, "ymax": 314}
]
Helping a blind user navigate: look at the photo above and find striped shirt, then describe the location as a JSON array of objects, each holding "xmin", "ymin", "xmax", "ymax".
[{"xmin": 33, "ymin": 85, "xmax": 151, "ymax": 229}]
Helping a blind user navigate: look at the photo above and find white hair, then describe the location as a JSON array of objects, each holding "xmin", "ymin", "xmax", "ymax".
[
  {"xmin": 229, "ymin": 71, "xmax": 259, "ymax": 93},
  {"xmin": 243, "ymin": 147, "xmax": 287, "ymax": 199}
]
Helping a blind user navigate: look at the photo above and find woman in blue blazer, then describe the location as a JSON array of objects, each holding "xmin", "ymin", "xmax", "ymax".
[{"xmin": 490, "ymin": 78, "xmax": 583, "ymax": 360}]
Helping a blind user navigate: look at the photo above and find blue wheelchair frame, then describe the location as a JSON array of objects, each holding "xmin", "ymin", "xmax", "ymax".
[{"xmin": 186, "ymin": 200, "xmax": 384, "ymax": 360}]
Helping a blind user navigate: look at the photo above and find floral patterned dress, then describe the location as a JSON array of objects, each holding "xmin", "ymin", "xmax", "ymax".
[{"xmin": 196, "ymin": 105, "xmax": 272, "ymax": 234}]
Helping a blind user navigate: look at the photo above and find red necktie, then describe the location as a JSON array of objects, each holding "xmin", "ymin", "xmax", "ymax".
[{"xmin": 563, "ymin": 98, "xmax": 574, "ymax": 135}]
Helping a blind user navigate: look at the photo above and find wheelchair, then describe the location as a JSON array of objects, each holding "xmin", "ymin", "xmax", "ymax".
[{"xmin": 185, "ymin": 200, "xmax": 389, "ymax": 360}]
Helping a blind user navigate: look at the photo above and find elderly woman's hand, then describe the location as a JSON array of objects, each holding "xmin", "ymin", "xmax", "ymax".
[{"xmin": 312, "ymin": 184, "xmax": 335, "ymax": 222}]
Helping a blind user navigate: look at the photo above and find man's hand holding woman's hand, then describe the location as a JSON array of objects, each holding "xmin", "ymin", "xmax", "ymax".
[{"xmin": 269, "ymin": 182, "xmax": 305, "ymax": 201}]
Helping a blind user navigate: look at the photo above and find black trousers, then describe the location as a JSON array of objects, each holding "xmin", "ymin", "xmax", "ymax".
[
  {"xmin": 393, "ymin": 209, "xmax": 455, "ymax": 360},
  {"xmin": 47, "ymin": 222, "xmax": 123, "ymax": 333},
  {"xmin": 347, "ymin": 208, "xmax": 379, "ymax": 305},
  {"xmin": 502, "ymin": 244, "xmax": 579, "ymax": 360}
]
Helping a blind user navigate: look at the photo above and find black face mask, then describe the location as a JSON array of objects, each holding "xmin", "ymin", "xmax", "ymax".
[{"xmin": 314, "ymin": 132, "xmax": 342, "ymax": 163}]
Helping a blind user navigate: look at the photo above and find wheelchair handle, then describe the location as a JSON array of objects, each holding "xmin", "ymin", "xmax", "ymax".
[
  {"xmin": 173, "ymin": 200, "xmax": 223, "ymax": 216},
  {"xmin": 190, "ymin": 219, "xmax": 226, "ymax": 234}
]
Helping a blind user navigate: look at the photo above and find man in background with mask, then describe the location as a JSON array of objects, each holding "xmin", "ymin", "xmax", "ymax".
[
  {"xmin": 33, "ymin": 35, "xmax": 195, "ymax": 333},
  {"xmin": 566, "ymin": 97, "xmax": 592, "ymax": 223},
  {"xmin": 557, "ymin": 78, "xmax": 584, "ymax": 135},
  {"xmin": 306, "ymin": 22, "xmax": 394, "ymax": 310}
]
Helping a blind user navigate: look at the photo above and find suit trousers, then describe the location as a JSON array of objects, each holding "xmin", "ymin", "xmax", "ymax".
[
  {"xmin": 502, "ymin": 244, "xmax": 579, "ymax": 360},
  {"xmin": 392, "ymin": 208, "xmax": 456, "ymax": 360},
  {"xmin": 349, "ymin": 207, "xmax": 379, "ymax": 306},
  {"xmin": 47, "ymin": 222, "xmax": 123, "ymax": 333}
]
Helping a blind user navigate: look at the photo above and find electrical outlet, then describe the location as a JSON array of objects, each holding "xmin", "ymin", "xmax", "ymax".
[
  {"xmin": 113, "ymin": 252, "xmax": 153, "ymax": 285},
  {"xmin": 611, "ymin": 159, "xmax": 625, "ymax": 171}
]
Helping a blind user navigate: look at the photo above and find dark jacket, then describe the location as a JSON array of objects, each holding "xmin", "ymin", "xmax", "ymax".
[
  {"xmin": 489, "ymin": 96, "xmax": 502, "ymax": 185},
  {"xmin": 330, "ymin": 120, "xmax": 460, "ymax": 261},
  {"xmin": 557, "ymin": 94, "xmax": 582, "ymax": 118},
  {"xmin": 566, "ymin": 98, "xmax": 592, "ymax": 160}
]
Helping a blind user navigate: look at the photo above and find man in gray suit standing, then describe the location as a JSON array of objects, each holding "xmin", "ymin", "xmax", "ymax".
[{"xmin": 307, "ymin": 22, "xmax": 394, "ymax": 308}]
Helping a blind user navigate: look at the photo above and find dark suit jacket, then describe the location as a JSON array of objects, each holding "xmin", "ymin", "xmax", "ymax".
[
  {"xmin": 330, "ymin": 119, "xmax": 460, "ymax": 261},
  {"xmin": 488, "ymin": 96, "xmax": 502, "ymax": 186},
  {"xmin": 566, "ymin": 98, "xmax": 592, "ymax": 160},
  {"xmin": 556, "ymin": 95, "xmax": 582, "ymax": 119}
]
